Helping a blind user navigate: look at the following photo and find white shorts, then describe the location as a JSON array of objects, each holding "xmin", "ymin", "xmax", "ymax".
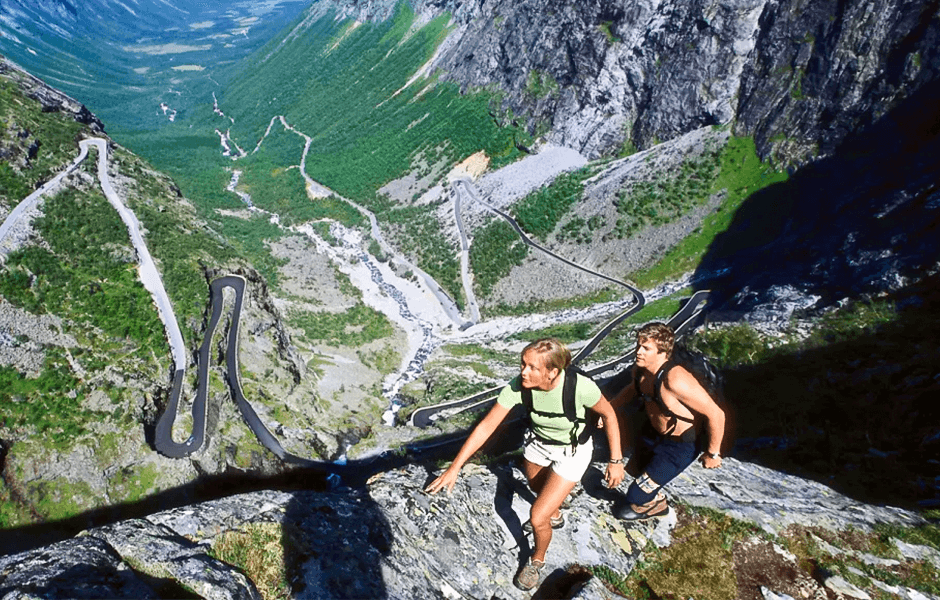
[{"xmin": 523, "ymin": 436, "xmax": 594, "ymax": 483}]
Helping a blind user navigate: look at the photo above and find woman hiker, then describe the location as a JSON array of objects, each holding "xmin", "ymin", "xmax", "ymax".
[{"xmin": 425, "ymin": 337, "xmax": 625, "ymax": 591}]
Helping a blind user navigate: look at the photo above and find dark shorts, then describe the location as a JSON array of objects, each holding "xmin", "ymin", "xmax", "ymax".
[{"xmin": 625, "ymin": 423, "xmax": 698, "ymax": 505}]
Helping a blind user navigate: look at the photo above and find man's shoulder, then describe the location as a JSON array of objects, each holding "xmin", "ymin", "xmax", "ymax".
[
  {"xmin": 661, "ymin": 361, "xmax": 720, "ymax": 410},
  {"xmin": 663, "ymin": 361, "xmax": 693, "ymax": 379}
]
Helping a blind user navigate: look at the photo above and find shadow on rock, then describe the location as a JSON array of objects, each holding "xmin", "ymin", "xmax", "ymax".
[{"xmin": 282, "ymin": 488, "xmax": 392, "ymax": 599}]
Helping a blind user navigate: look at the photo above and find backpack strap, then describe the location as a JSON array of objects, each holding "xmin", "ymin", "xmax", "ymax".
[
  {"xmin": 647, "ymin": 362, "xmax": 695, "ymax": 436},
  {"xmin": 521, "ymin": 366, "xmax": 592, "ymax": 449}
]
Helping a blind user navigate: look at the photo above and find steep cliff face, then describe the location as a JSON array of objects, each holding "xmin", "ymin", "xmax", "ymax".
[
  {"xmin": 315, "ymin": 0, "xmax": 939, "ymax": 165},
  {"xmin": 735, "ymin": 0, "xmax": 940, "ymax": 164},
  {"xmin": 0, "ymin": 64, "xmax": 340, "ymax": 532}
]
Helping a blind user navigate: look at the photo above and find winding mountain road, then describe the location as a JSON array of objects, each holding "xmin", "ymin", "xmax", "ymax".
[
  {"xmin": 1, "ymin": 139, "xmax": 187, "ymax": 372},
  {"xmin": 0, "ymin": 138, "xmax": 344, "ymax": 468},
  {"xmin": 408, "ymin": 178, "xmax": 712, "ymax": 428},
  {"xmin": 154, "ymin": 276, "xmax": 341, "ymax": 469},
  {"xmin": 1, "ymin": 135, "xmax": 715, "ymax": 465}
]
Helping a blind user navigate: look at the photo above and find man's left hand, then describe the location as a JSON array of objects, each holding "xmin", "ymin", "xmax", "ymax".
[{"xmin": 701, "ymin": 454, "xmax": 722, "ymax": 469}]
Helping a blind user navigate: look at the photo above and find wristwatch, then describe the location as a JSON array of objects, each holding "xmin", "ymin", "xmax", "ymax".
[
  {"xmin": 608, "ymin": 458, "xmax": 625, "ymax": 465},
  {"xmin": 707, "ymin": 452, "xmax": 721, "ymax": 459}
]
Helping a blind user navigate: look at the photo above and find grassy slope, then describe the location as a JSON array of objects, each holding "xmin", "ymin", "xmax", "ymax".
[
  {"xmin": 116, "ymin": 2, "xmax": 526, "ymax": 304},
  {"xmin": 0, "ymin": 76, "xmax": 243, "ymax": 526}
]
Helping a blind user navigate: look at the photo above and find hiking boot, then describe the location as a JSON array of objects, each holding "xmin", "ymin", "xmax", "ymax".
[
  {"xmin": 613, "ymin": 496, "xmax": 669, "ymax": 521},
  {"xmin": 522, "ymin": 512, "xmax": 565, "ymax": 533},
  {"xmin": 514, "ymin": 558, "xmax": 545, "ymax": 591}
]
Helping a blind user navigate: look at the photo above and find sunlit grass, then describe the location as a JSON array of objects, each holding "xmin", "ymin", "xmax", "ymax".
[{"xmin": 210, "ymin": 522, "xmax": 291, "ymax": 599}]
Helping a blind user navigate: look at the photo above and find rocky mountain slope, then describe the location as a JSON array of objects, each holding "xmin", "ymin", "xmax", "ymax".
[
  {"xmin": 2, "ymin": 456, "xmax": 936, "ymax": 599},
  {"xmin": 0, "ymin": 58, "xmax": 339, "ymax": 533},
  {"xmin": 314, "ymin": 0, "xmax": 938, "ymax": 165}
]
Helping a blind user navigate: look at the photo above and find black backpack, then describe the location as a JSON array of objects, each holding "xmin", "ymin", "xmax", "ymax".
[
  {"xmin": 521, "ymin": 364, "xmax": 597, "ymax": 449},
  {"xmin": 637, "ymin": 344, "xmax": 730, "ymax": 448}
]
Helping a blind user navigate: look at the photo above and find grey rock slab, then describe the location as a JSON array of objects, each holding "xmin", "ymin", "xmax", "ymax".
[
  {"xmin": 0, "ymin": 536, "xmax": 157, "ymax": 599},
  {"xmin": 761, "ymin": 587, "xmax": 798, "ymax": 600},
  {"xmin": 144, "ymin": 489, "xmax": 295, "ymax": 539},
  {"xmin": 824, "ymin": 574, "xmax": 872, "ymax": 599},
  {"xmin": 569, "ymin": 575, "xmax": 622, "ymax": 600},
  {"xmin": 367, "ymin": 461, "xmax": 673, "ymax": 599},
  {"xmin": 86, "ymin": 520, "xmax": 262, "ymax": 600},
  {"xmin": 811, "ymin": 534, "xmax": 901, "ymax": 567},
  {"xmin": 894, "ymin": 538, "xmax": 940, "ymax": 569},
  {"xmin": 870, "ymin": 577, "xmax": 940, "ymax": 600},
  {"xmin": 663, "ymin": 456, "xmax": 923, "ymax": 534}
]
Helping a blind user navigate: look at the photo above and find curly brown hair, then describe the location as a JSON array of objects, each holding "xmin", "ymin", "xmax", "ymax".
[{"xmin": 637, "ymin": 322, "xmax": 675, "ymax": 358}]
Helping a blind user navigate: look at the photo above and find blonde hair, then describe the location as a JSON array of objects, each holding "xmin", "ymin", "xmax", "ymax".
[{"xmin": 521, "ymin": 337, "xmax": 571, "ymax": 372}]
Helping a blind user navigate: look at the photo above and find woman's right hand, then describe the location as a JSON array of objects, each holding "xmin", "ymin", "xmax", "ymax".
[{"xmin": 424, "ymin": 465, "xmax": 459, "ymax": 495}]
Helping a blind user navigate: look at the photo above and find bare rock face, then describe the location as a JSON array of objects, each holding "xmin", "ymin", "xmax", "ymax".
[{"xmin": 0, "ymin": 454, "xmax": 925, "ymax": 598}]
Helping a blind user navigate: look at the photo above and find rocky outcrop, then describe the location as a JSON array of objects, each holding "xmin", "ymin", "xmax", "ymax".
[
  {"xmin": 0, "ymin": 57, "xmax": 104, "ymax": 133},
  {"xmin": 1, "ymin": 455, "xmax": 929, "ymax": 598}
]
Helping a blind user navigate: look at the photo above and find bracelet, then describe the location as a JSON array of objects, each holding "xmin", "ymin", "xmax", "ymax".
[
  {"xmin": 707, "ymin": 452, "xmax": 721, "ymax": 459},
  {"xmin": 608, "ymin": 458, "xmax": 625, "ymax": 465}
]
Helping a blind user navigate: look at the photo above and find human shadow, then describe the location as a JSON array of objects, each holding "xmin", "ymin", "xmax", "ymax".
[{"xmin": 281, "ymin": 484, "xmax": 392, "ymax": 598}]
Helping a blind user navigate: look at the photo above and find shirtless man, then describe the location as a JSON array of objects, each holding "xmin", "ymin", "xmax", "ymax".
[{"xmin": 609, "ymin": 322, "xmax": 724, "ymax": 520}]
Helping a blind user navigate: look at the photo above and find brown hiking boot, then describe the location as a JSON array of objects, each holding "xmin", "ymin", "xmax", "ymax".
[
  {"xmin": 613, "ymin": 495, "xmax": 669, "ymax": 521},
  {"xmin": 514, "ymin": 558, "xmax": 545, "ymax": 590}
]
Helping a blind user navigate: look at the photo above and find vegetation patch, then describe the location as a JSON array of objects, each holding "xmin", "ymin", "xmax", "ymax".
[
  {"xmin": 469, "ymin": 218, "xmax": 530, "ymax": 298},
  {"xmin": 0, "ymin": 79, "xmax": 89, "ymax": 208},
  {"xmin": 611, "ymin": 144, "xmax": 721, "ymax": 240},
  {"xmin": 598, "ymin": 21, "xmax": 621, "ymax": 44},
  {"xmin": 632, "ymin": 134, "xmax": 788, "ymax": 288},
  {"xmin": 525, "ymin": 69, "xmax": 560, "ymax": 100},
  {"xmin": 358, "ymin": 344, "xmax": 402, "ymax": 374},
  {"xmin": 593, "ymin": 504, "xmax": 748, "ymax": 599},
  {"xmin": 236, "ymin": 134, "xmax": 366, "ymax": 229},
  {"xmin": 379, "ymin": 203, "xmax": 462, "ymax": 307},
  {"xmin": 513, "ymin": 167, "xmax": 591, "ymax": 241},
  {"xmin": 0, "ymin": 187, "xmax": 168, "ymax": 356},
  {"xmin": 557, "ymin": 214, "xmax": 605, "ymax": 244},
  {"xmin": 28, "ymin": 477, "xmax": 98, "ymax": 522},
  {"xmin": 210, "ymin": 522, "xmax": 292, "ymax": 599},
  {"xmin": 0, "ymin": 480, "xmax": 35, "ymax": 529},
  {"xmin": 781, "ymin": 522, "xmax": 940, "ymax": 599},
  {"xmin": 0, "ymin": 351, "xmax": 92, "ymax": 446},
  {"xmin": 487, "ymin": 284, "xmax": 624, "ymax": 318},
  {"xmin": 291, "ymin": 303, "xmax": 394, "ymax": 347},
  {"xmin": 109, "ymin": 463, "xmax": 161, "ymax": 503}
]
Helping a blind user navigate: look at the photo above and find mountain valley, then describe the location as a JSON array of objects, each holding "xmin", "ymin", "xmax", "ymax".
[{"xmin": 0, "ymin": 0, "xmax": 938, "ymax": 597}]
